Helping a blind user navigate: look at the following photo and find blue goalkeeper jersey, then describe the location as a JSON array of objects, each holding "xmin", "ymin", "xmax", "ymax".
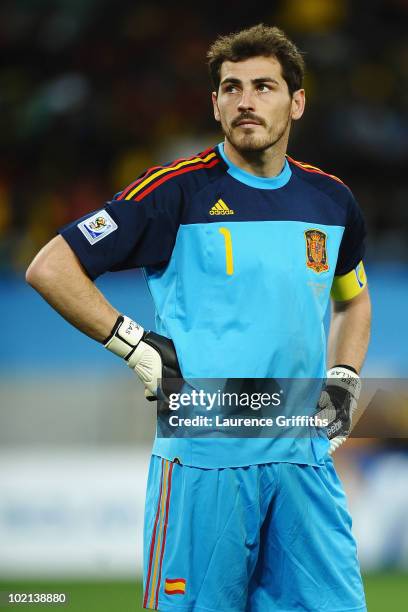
[{"xmin": 60, "ymin": 143, "xmax": 366, "ymax": 468}]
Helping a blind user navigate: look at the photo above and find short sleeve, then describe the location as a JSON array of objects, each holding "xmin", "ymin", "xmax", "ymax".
[
  {"xmin": 335, "ymin": 192, "xmax": 367, "ymax": 276},
  {"xmin": 58, "ymin": 178, "xmax": 184, "ymax": 280}
]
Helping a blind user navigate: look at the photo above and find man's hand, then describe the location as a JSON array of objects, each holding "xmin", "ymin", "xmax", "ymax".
[
  {"xmin": 315, "ymin": 366, "xmax": 361, "ymax": 454},
  {"xmin": 104, "ymin": 315, "xmax": 182, "ymax": 401}
]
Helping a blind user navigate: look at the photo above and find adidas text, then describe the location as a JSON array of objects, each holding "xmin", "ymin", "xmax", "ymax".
[
  {"xmin": 209, "ymin": 198, "xmax": 234, "ymax": 215},
  {"xmin": 209, "ymin": 209, "xmax": 234, "ymax": 215}
]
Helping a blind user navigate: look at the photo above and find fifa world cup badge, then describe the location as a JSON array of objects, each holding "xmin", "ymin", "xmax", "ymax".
[
  {"xmin": 77, "ymin": 210, "xmax": 118, "ymax": 245},
  {"xmin": 304, "ymin": 229, "xmax": 329, "ymax": 273}
]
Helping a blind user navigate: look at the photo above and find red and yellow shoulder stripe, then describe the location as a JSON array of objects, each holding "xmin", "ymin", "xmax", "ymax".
[
  {"xmin": 286, "ymin": 155, "xmax": 345, "ymax": 185},
  {"xmin": 117, "ymin": 147, "xmax": 220, "ymax": 202}
]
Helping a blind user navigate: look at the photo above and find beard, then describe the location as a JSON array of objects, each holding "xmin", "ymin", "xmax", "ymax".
[{"xmin": 222, "ymin": 111, "xmax": 292, "ymax": 154}]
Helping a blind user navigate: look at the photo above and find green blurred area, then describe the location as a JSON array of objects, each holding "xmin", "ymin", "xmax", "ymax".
[{"xmin": 0, "ymin": 575, "xmax": 407, "ymax": 611}]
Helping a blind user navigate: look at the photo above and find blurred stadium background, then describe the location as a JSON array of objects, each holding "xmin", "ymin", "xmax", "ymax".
[{"xmin": 1, "ymin": 0, "xmax": 407, "ymax": 610}]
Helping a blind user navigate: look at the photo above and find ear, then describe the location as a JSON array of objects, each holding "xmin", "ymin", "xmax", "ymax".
[
  {"xmin": 291, "ymin": 89, "xmax": 305, "ymax": 121},
  {"xmin": 212, "ymin": 91, "xmax": 221, "ymax": 122}
]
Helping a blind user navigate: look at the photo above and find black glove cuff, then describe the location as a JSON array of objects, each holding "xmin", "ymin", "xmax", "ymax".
[
  {"xmin": 104, "ymin": 315, "xmax": 144, "ymax": 358},
  {"xmin": 103, "ymin": 315, "xmax": 124, "ymax": 345}
]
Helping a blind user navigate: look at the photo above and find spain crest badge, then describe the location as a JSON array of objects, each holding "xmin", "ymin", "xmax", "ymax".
[{"xmin": 304, "ymin": 229, "xmax": 329, "ymax": 273}]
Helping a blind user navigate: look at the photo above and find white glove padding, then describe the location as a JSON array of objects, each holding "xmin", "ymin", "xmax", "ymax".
[
  {"xmin": 104, "ymin": 315, "xmax": 182, "ymax": 401},
  {"xmin": 315, "ymin": 366, "xmax": 361, "ymax": 454}
]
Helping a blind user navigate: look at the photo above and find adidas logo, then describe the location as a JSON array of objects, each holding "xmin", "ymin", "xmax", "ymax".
[{"xmin": 209, "ymin": 198, "xmax": 234, "ymax": 215}]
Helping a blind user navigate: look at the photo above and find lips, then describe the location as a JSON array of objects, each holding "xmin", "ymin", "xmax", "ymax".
[
  {"xmin": 236, "ymin": 120, "xmax": 261, "ymax": 126},
  {"xmin": 234, "ymin": 116, "xmax": 263, "ymax": 127}
]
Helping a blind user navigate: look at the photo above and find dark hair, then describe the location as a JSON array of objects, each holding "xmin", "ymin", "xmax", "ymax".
[{"xmin": 207, "ymin": 24, "xmax": 305, "ymax": 96}]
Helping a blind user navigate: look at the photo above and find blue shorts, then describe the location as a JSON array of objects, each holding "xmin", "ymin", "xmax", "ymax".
[{"xmin": 143, "ymin": 455, "xmax": 366, "ymax": 612}]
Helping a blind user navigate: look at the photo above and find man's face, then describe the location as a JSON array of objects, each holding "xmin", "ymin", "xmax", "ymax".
[{"xmin": 212, "ymin": 56, "xmax": 304, "ymax": 153}]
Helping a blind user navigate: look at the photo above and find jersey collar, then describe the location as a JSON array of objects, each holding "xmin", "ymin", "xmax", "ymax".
[{"xmin": 217, "ymin": 142, "xmax": 292, "ymax": 190}]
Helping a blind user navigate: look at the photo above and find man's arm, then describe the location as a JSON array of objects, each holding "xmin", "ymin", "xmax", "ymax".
[
  {"xmin": 26, "ymin": 235, "xmax": 181, "ymax": 399},
  {"xmin": 327, "ymin": 286, "xmax": 371, "ymax": 373},
  {"xmin": 316, "ymin": 286, "xmax": 371, "ymax": 452},
  {"xmin": 26, "ymin": 235, "xmax": 119, "ymax": 341}
]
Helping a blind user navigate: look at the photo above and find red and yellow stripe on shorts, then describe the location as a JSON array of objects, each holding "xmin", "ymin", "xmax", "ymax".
[{"xmin": 143, "ymin": 459, "xmax": 174, "ymax": 610}]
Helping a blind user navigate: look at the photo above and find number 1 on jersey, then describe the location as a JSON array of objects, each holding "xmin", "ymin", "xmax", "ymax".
[{"xmin": 219, "ymin": 227, "xmax": 234, "ymax": 275}]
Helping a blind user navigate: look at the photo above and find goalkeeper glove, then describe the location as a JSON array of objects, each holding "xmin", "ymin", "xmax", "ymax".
[
  {"xmin": 315, "ymin": 365, "xmax": 361, "ymax": 454},
  {"xmin": 104, "ymin": 315, "xmax": 182, "ymax": 401}
]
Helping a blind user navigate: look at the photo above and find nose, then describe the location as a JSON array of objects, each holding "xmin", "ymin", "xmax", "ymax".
[{"xmin": 237, "ymin": 89, "xmax": 255, "ymax": 112}]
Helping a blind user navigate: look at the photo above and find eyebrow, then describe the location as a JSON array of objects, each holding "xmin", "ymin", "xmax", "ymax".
[{"xmin": 220, "ymin": 76, "xmax": 280, "ymax": 86}]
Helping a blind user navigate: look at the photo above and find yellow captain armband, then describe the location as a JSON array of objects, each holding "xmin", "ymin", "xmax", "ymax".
[{"xmin": 331, "ymin": 261, "xmax": 367, "ymax": 301}]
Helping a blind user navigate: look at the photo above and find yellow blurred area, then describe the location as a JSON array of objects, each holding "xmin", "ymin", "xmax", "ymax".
[
  {"xmin": 112, "ymin": 149, "xmax": 154, "ymax": 191},
  {"xmin": 277, "ymin": 0, "xmax": 347, "ymax": 32}
]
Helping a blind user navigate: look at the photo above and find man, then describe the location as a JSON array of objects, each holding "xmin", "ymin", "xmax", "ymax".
[{"xmin": 27, "ymin": 24, "xmax": 370, "ymax": 612}]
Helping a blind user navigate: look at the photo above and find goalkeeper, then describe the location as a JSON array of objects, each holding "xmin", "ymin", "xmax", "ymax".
[{"xmin": 26, "ymin": 24, "xmax": 371, "ymax": 612}]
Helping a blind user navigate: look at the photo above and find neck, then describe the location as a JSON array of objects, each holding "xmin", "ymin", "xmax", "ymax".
[{"xmin": 223, "ymin": 137, "xmax": 289, "ymax": 178}]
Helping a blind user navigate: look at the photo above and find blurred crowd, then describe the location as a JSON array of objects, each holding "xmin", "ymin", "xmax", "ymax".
[{"xmin": 1, "ymin": 0, "xmax": 408, "ymax": 273}]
